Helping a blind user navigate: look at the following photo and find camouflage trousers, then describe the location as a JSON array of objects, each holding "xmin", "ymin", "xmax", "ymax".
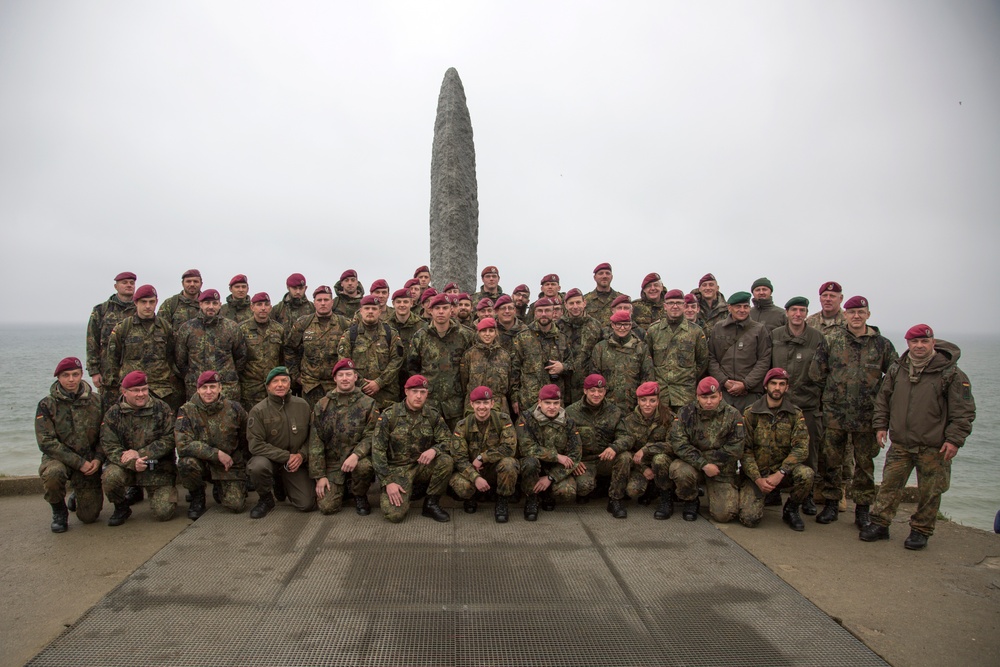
[
  {"xmin": 101, "ymin": 465, "xmax": 177, "ymax": 521},
  {"xmin": 152, "ymin": 387, "xmax": 185, "ymax": 415},
  {"xmin": 871, "ymin": 444, "xmax": 951, "ymax": 537},
  {"xmin": 247, "ymin": 457, "xmax": 317, "ymax": 512},
  {"xmin": 39, "ymin": 460, "xmax": 103, "ymax": 523},
  {"xmin": 574, "ymin": 453, "xmax": 632, "ymax": 500},
  {"xmin": 625, "ymin": 452, "xmax": 674, "ymax": 499},
  {"xmin": 240, "ymin": 382, "xmax": 267, "ymax": 410},
  {"xmin": 737, "ymin": 464, "xmax": 814, "ymax": 528},
  {"xmin": 519, "ymin": 457, "xmax": 577, "ymax": 504},
  {"xmin": 668, "ymin": 460, "xmax": 738, "ymax": 523},
  {"xmin": 317, "ymin": 459, "xmax": 376, "ymax": 515},
  {"xmin": 449, "ymin": 457, "xmax": 520, "ymax": 499},
  {"xmin": 176, "ymin": 457, "xmax": 248, "ymax": 513},
  {"xmin": 379, "ymin": 454, "xmax": 455, "ymax": 523},
  {"xmin": 821, "ymin": 428, "xmax": 878, "ymax": 504}
]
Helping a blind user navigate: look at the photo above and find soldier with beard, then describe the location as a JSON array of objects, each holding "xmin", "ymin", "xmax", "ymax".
[
  {"xmin": 175, "ymin": 289, "xmax": 248, "ymax": 403},
  {"xmin": 158, "ymin": 269, "xmax": 203, "ymax": 332},
  {"xmin": 511, "ymin": 297, "xmax": 573, "ymax": 416},
  {"xmin": 583, "ymin": 262, "xmax": 622, "ymax": 325},
  {"xmin": 511, "ymin": 284, "xmax": 531, "ymax": 321},
  {"xmin": 271, "ymin": 273, "xmax": 314, "ymax": 327},
  {"xmin": 285, "ymin": 285, "xmax": 351, "ymax": 408},
  {"xmin": 238, "ymin": 292, "xmax": 286, "ymax": 407},
  {"xmin": 407, "ymin": 293, "xmax": 474, "ymax": 429},
  {"xmin": 559, "ymin": 288, "xmax": 602, "ymax": 406},
  {"xmin": 337, "ymin": 295, "xmax": 403, "ymax": 409}
]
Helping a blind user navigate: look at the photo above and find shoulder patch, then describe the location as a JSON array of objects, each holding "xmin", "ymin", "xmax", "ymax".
[
  {"xmin": 962, "ymin": 382, "xmax": 971, "ymax": 400},
  {"xmin": 247, "ymin": 417, "xmax": 255, "ymax": 428}
]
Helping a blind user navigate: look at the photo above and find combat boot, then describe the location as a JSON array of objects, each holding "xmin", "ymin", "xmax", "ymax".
[
  {"xmin": 653, "ymin": 492, "xmax": 674, "ymax": 520},
  {"xmin": 904, "ymin": 530, "xmax": 929, "ymax": 550},
  {"xmin": 782, "ymin": 499, "xmax": 805, "ymax": 532},
  {"xmin": 355, "ymin": 495, "xmax": 371, "ymax": 516},
  {"xmin": 800, "ymin": 497, "xmax": 818, "ymax": 516},
  {"xmin": 607, "ymin": 498, "xmax": 627, "ymax": 519},
  {"xmin": 187, "ymin": 488, "xmax": 207, "ymax": 520},
  {"xmin": 540, "ymin": 494, "xmax": 556, "ymax": 511},
  {"xmin": 273, "ymin": 474, "xmax": 287, "ymax": 502},
  {"xmin": 764, "ymin": 489, "xmax": 782, "ymax": 506},
  {"xmin": 855, "ymin": 504, "xmax": 871, "ymax": 530},
  {"xmin": 124, "ymin": 485, "xmax": 144, "ymax": 506},
  {"xmin": 212, "ymin": 484, "xmax": 222, "ymax": 505},
  {"xmin": 816, "ymin": 501, "xmax": 838, "ymax": 524},
  {"xmin": 250, "ymin": 491, "xmax": 275, "ymax": 519},
  {"xmin": 494, "ymin": 496, "xmax": 510, "ymax": 524},
  {"xmin": 637, "ymin": 485, "xmax": 657, "ymax": 506},
  {"xmin": 463, "ymin": 500, "xmax": 478, "ymax": 514},
  {"xmin": 524, "ymin": 494, "xmax": 539, "ymax": 521},
  {"xmin": 859, "ymin": 523, "xmax": 890, "ymax": 542},
  {"xmin": 107, "ymin": 502, "xmax": 132, "ymax": 527},
  {"xmin": 66, "ymin": 492, "xmax": 77, "ymax": 512},
  {"xmin": 682, "ymin": 498, "xmax": 700, "ymax": 522},
  {"xmin": 50, "ymin": 501, "xmax": 69, "ymax": 533},
  {"xmin": 422, "ymin": 495, "xmax": 450, "ymax": 522}
]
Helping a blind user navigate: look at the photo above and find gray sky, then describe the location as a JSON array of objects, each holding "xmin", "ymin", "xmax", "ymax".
[{"xmin": 2, "ymin": 1, "xmax": 998, "ymax": 336}]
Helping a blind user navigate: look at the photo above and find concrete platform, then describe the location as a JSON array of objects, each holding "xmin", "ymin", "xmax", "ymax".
[{"xmin": 26, "ymin": 501, "xmax": 885, "ymax": 667}]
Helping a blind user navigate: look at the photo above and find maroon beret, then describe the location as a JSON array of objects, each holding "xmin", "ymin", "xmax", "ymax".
[
  {"xmin": 594, "ymin": 262, "xmax": 612, "ymax": 274},
  {"xmin": 540, "ymin": 274, "xmax": 560, "ymax": 285},
  {"xmin": 844, "ymin": 295, "xmax": 868, "ymax": 310},
  {"xmin": 636, "ymin": 381, "xmax": 659, "ymax": 398},
  {"xmin": 476, "ymin": 317, "xmax": 497, "ymax": 331},
  {"xmin": 493, "ymin": 294, "xmax": 513, "ymax": 308},
  {"xmin": 370, "ymin": 279, "xmax": 389, "ymax": 292},
  {"xmin": 469, "ymin": 386, "xmax": 493, "ymax": 402},
  {"xmin": 229, "ymin": 274, "xmax": 248, "ymax": 287},
  {"xmin": 121, "ymin": 370, "xmax": 148, "ymax": 389},
  {"xmin": 286, "ymin": 273, "xmax": 306, "ymax": 287},
  {"xmin": 476, "ymin": 298, "xmax": 494, "ymax": 311},
  {"xmin": 133, "ymin": 284, "xmax": 157, "ymax": 301},
  {"xmin": 251, "ymin": 292, "xmax": 270, "ymax": 304},
  {"xmin": 448, "ymin": 294, "xmax": 460, "ymax": 305},
  {"xmin": 534, "ymin": 297, "xmax": 553, "ymax": 308},
  {"xmin": 564, "ymin": 288, "xmax": 583, "ymax": 301},
  {"xmin": 420, "ymin": 288, "xmax": 438, "ymax": 303},
  {"xmin": 698, "ymin": 273, "xmax": 716, "ymax": 286},
  {"xmin": 512, "ymin": 284, "xmax": 530, "ymax": 295},
  {"xmin": 53, "ymin": 357, "xmax": 82, "ymax": 376},
  {"xmin": 457, "ymin": 293, "xmax": 472, "ymax": 303},
  {"xmin": 610, "ymin": 295, "xmax": 631, "ymax": 308},
  {"xmin": 182, "ymin": 269, "xmax": 202, "ymax": 280},
  {"xmin": 684, "ymin": 293, "xmax": 697, "ymax": 305},
  {"xmin": 583, "ymin": 374, "xmax": 607, "ymax": 390},
  {"xmin": 359, "ymin": 295, "xmax": 379, "ymax": 307},
  {"xmin": 764, "ymin": 368, "xmax": 790, "ymax": 385},
  {"xmin": 340, "ymin": 269, "xmax": 357, "ymax": 281},
  {"xmin": 405, "ymin": 374, "xmax": 429, "ymax": 390},
  {"xmin": 443, "ymin": 282, "xmax": 459, "ymax": 292},
  {"xmin": 114, "ymin": 271, "xmax": 137, "ymax": 282},
  {"xmin": 198, "ymin": 289, "xmax": 221, "ymax": 302},
  {"xmin": 610, "ymin": 310, "xmax": 631, "ymax": 323},
  {"xmin": 538, "ymin": 384, "xmax": 561, "ymax": 401},
  {"xmin": 197, "ymin": 371, "xmax": 221, "ymax": 388},
  {"xmin": 905, "ymin": 324, "xmax": 934, "ymax": 340},
  {"xmin": 404, "ymin": 278, "xmax": 419, "ymax": 289},
  {"xmin": 481, "ymin": 266, "xmax": 499, "ymax": 277},
  {"xmin": 641, "ymin": 272, "xmax": 660, "ymax": 288},
  {"xmin": 819, "ymin": 281, "xmax": 843, "ymax": 295},
  {"xmin": 391, "ymin": 288, "xmax": 410, "ymax": 302},
  {"xmin": 428, "ymin": 293, "xmax": 450, "ymax": 309},
  {"xmin": 663, "ymin": 289, "xmax": 685, "ymax": 301},
  {"xmin": 332, "ymin": 358, "xmax": 356, "ymax": 375},
  {"xmin": 413, "ymin": 265, "xmax": 430, "ymax": 277},
  {"xmin": 313, "ymin": 285, "xmax": 333, "ymax": 297},
  {"xmin": 696, "ymin": 377, "xmax": 720, "ymax": 396}
]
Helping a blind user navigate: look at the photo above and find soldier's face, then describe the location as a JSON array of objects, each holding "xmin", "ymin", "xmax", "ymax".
[
  {"xmin": 565, "ymin": 297, "xmax": 586, "ymax": 318},
  {"xmin": 115, "ymin": 279, "xmax": 136, "ymax": 299},
  {"xmin": 584, "ymin": 386, "xmax": 607, "ymax": 406},
  {"xmin": 251, "ymin": 301, "xmax": 272, "ymax": 322},
  {"xmin": 472, "ymin": 398, "xmax": 494, "ymax": 421},
  {"xmin": 483, "ymin": 273, "xmax": 499, "ymax": 290},
  {"xmin": 58, "ymin": 369, "xmax": 83, "ymax": 394},
  {"xmin": 123, "ymin": 385, "xmax": 150, "ymax": 408},
  {"xmin": 136, "ymin": 297, "xmax": 158, "ymax": 319},
  {"xmin": 664, "ymin": 300, "xmax": 684, "ymax": 319},
  {"xmin": 405, "ymin": 387, "xmax": 428, "ymax": 410},
  {"xmin": 539, "ymin": 398, "xmax": 562, "ymax": 418},
  {"xmin": 478, "ymin": 327, "xmax": 497, "ymax": 345},
  {"xmin": 445, "ymin": 287, "xmax": 460, "ymax": 295},
  {"xmin": 552, "ymin": 303, "xmax": 563, "ymax": 319},
  {"xmin": 183, "ymin": 277, "xmax": 203, "ymax": 296},
  {"xmin": 267, "ymin": 376, "xmax": 291, "ymax": 398},
  {"xmin": 534, "ymin": 305, "xmax": 553, "ymax": 325},
  {"xmin": 197, "ymin": 382, "xmax": 221, "ymax": 404},
  {"xmin": 409, "ymin": 285, "xmax": 422, "ymax": 300},
  {"xmin": 594, "ymin": 270, "xmax": 613, "ymax": 289},
  {"xmin": 696, "ymin": 392, "xmax": 721, "ymax": 411},
  {"xmin": 787, "ymin": 305, "xmax": 808, "ymax": 327},
  {"xmin": 200, "ymin": 300, "xmax": 221, "ymax": 317},
  {"xmin": 610, "ymin": 321, "xmax": 632, "ymax": 337},
  {"xmin": 341, "ymin": 276, "xmax": 359, "ymax": 294},
  {"xmin": 700, "ymin": 281, "xmax": 718, "ymax": 301},
  {"xmin": 415, "ymin": 272, "xmax": 431, "ymax": 287},
  {"xmin": 373, "ymin": 288, "xmax": 389, "ymax": 303},
  {"xmin": 335, "ymin": 370, "xmax": 357, "ymax": 392},
  {"xmin": 614, "ymin": 303, "xmax": 632, "ymax": 315},
  {"xmin": 541, "ymin": 282, "xmax": 560, "ymax": 297},
  {"xmin": 643, "ymin": 281, "xmax": 663, "ymax": 301},
  {"xmin": 512, "ymin": 292, "xmax": 529, "ymax": 307},
  {"xmin": 457, "ymin": 301, "xmax": 473, "ymax": 318},
  {"xmin": 907, "ymin": 336, "xmax": 935, "ymax": 360},
  {"xmin": 637, "ymin": 395, "xmax": 659, "ymax": 418},
  {"xmin": 314, "ymin": 294, "xmax": 334, "ymax": 315},
  {"xmin": 231, "ymin": 283, "xmax": 249, "ymax": 299},
  {"xmin": 820, "ymin": 291, "xmax": 843, "ymax": 315},
  {"xmin": 496, "ymin": 303, "xmax": 516, "ymax": 324},
  {"xmin": 431, "ymin": 304, "xmax": 451, "ymax": 325},
  {"xmin": 845, "ymin": 307, "xmax": 870, "ymax": 333},
  {"xmin": 360, "ymin": 305, "xmax": 380, "ymax": 324},
  {"xmin": 289, "ymin": 285, "xmax": 307, "ymax": 299},
  {"xmin": 393, "ymin": 297, "xmax": 411, "ymax": 318},
  {"xmin": 477, "ymin": 307, "xmax": 494, "ymax": 320},
  {"xmin": 752, "ymin": 286, "xmax": 772, "ymax": 300},
  {"xmin": 684, "ymin": 301, "xmax": 699, "ymax": 321},
  {"xmin": 766, "ymin": 379, "xmax": 788, "ymax": 401},
  {"xmin": 728, "ymin": 303, "xmax": 750, "ymax": 322}
]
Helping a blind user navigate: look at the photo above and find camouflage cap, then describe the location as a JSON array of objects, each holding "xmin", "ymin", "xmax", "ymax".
[{"xmin": 53, "ymin": 357, "xmax": 82, "ymax": 376}]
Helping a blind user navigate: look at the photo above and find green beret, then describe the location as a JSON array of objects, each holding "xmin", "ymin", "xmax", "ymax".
[
  {"xmin": 266, "ymin": 366, "xmax": 290, "ymax": 385},
  {"xmin": 785, "ymin": 296, "xmax": 810, "ymax": 310},
  {"xmin": 728, "ymin": 291, "xmax": 751, "ymax": 305},
  {"xmin": 751, "ymin": 277, "xmax": 773, "ymax": 291}
]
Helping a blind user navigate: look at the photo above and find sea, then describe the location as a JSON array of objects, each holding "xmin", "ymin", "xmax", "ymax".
[{"xmin": 2, "ymin": 324, "xmax": 997, "ymax": 532}]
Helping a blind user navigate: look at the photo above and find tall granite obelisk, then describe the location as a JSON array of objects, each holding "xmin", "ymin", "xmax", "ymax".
[{"xmin": 429, "ymin": 68, "xmax": 478, "ymax": 293}]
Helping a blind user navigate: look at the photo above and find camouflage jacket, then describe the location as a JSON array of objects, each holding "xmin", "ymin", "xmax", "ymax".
[
  {"xmin": 741, "ymin": 396, "xmax": 808, "ymax": 480},
  {"xmin": 372, "ymin": 402, "xmax": 456, "ymax": 485},
  {"xmin": 285, "ymin": 313, "xmax": 351, "ymax": 393},
  {"xmin": 622, "ymin": 405, "xmax": 672, "ymax": 461},
  {"xmin": 583, "ymin": 288, "xmax": 623, "ymax": 325},
  {"xmin": 158, "ymin": 292, "xmax": 201, "ymax": 332},
  {"xmin": 101, "ymin": 396, "xmax": 177, "ymax": 486},
  {"xmin": 308, "ymin": 388, "xmax": 380, "ymax": 481},
  {"xmin": 515, "ymin": 405, "xmax": 581, "ymax": 483},
  {"xmin": 36, "ymin": 381, "xmax": 104, "ymax": 469},
  {"xmin": 749, "ymin": 297, "xmax": 787, "ymax": 333},
  {"xmin": 460, "ymin": 340, "xmax": 513, "ymax": 409},
  {"xmin": 814, "ymin": 325, "xmax": 898, "ymax": 431},
  {"xmin": 406, "ymin": 321, "xmax": 474, "ymax": 422},
  {"xmin": 671, "ymin": 402, "xmax": 744, "ymax": 476},
  {"xmin": 694, "ymin": 290, "xmax": 728, "ymax": 335},
  {"xmin": 247, "ymin": 393, "xmax": 312, "ymax": 463},
  {"xmin": 806, "ymin": 310, "xmax": 846, "ymax": 335},
  {"xmin": 511, "ymin": 322, "xmax": 573, "ymax": 410},
  {"xmin": 708, "ymin": 316, "xmax": 772, "ymax": 394},
  {"xmin": 496, "ymin": 317, "xmax": 527, "ymax": 354},
  {"xmin": 106, "ymin": 315, "xmax": 183, "ymax": 398},
  {"xmin": 559, "ymin": 313, "xmax": 603, "ymax": 403},
  {"xmin": 271, "ymin": 292, "xmax": 314, "ymax": 327},
  {"xmin": 590, "ymin": 333, "xmax": 655, "ymax": 412},
  {"xmin": 220, "ymin": 295, "xmax": 253, "ymax": 325},
  {"xmin": 452, "ymin": 410, "xmax": 518, "ymax": 482},
  {"xmin": 391, "ymin": 311, "xmax": 428, "ymax": 353},
  {"xmin": 565, "ymin": 398, "xmax": 632, "ymax": 459},
  {"xmin": 175, "ymin": 395, "xmax": 249, "ymax": 480},
  {"xmin": 86, "ymin": 294, "xmax": 135, "ymax": 377},
  {"xmin": 471, "ymin": 285, "xmax": 504, "ymax": 305},
  {"xmin": 770, "ymin": 324, "xmax": 827, "ymax": 411},
  {"xmin": 239, "ymin": 318, "xmax": 286, "ymax": 388},
  {"xmin": 646, "ymin": 317, "xmax": 710, "ymax": 407},
  {"xmin": 175, "ymin": 314, "xmax": 248, "ymax": 388},
  {"xmin": 631, "ymin": 295, "xmax": 664, "ymax": 330},
  {"xmin": 332, "ymin": 280, "xmax": 365, "ymax": 319},
  {"xmin": 337, "ymin": 321, "xmax": 404, "ymax": 399}
]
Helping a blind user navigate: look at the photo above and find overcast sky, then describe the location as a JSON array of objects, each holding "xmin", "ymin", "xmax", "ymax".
[{"xmin": 1, "ymin": 1, "xmax": 998, "ymax": 337}]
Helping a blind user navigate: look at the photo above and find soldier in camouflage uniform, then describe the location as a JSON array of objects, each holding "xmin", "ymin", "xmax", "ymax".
[
  {"xmin": 309, "ymin": 359, "xmax": 380, "ymax": 516},
  {"xmin": 285, "ymin": 285, "xmax": 351, "ymax": 408},
  {"xmin": 372, "ymin": 375, "xmax": 455, "ymax": 523},
  {"xmin": 622, "ymin": 381, "xmax": 676, "ymax": 520},
  {"xmin": 565, "ymin": 374, "xmax": 633, "ymax": 518},
  {"xmin": 738, "ymin": 368, "xmax": 813, "ymax": 531},
  {"xmin": 583, "ymin": 262, "xmax": 622, "ymax": 325},
  {"xmin": 862, "ymin": 325, "xmax": 976, "ymax": 549},
  {"xmin": 631, "ymin": 272, "xmax": 665, "ymax": 330},
  {"xmin": 493, "ymin": 294, "xmax": 526, "ymax": 354},
  {"xmin": 412, "ymin": 265, "xmax": 432, "ymax": 302},
  {"xmin": 450, "ymin": 386, "xmax": 519, "ymax": 523},
  {"xmin": 36, "ymin": 357, "xmax": 105, "ymax": 532},
  {"xmin": 693, "ymin": 273, "xmax": 728, "ymax": 336},
  {"xmin": 158, "ymin": 268, "xmax": 203, "ymax": 332},
  {"xmin": 511, "ymin": 297, "xmax": 573, "ymax": 416},
  {"xmin": 646, "ymin": 289, "xmax": 710, "ymax": 412},
  {"xmin": 238, "ymin": 292, "xmax": 286, "ymax": 407},
  {"xmin": 368, "ymin": 279, "xmax": 392, "ymax": 321},
  {"xmin": 474, "ymin": 298, "xmax": 494, "ymax": 323},
  {"xmin": 406, "ymin": 293, "xmax": 474, "ymax": 429},
  {"xmin": 175, "ymin": 289, "xmax": 248, "ymax": 403},
  {"xmin": 220, "ymin": 274, "xmax": 253, "ymax": 324},
  {"xmin": 748, "ymin": 277, "xmax": 787, "ymax": 333},
  {"xmin": 271, "ymin": 273, "xmax": 314, "ymax": 327},
  {"xmin": 708, "ymin": 291, "xmax": 772, "ymax": 411},
  {"xmin": 517, "ymin": 384, "xmax": 582, "ymax": 521},
  {"xmin": 460, "ymin": 318, "xmax": 514, "ymax": 415},
  {"xmin": 669, "ymin": 377, "xmax": 744, "ymax": 523},
  {"xmin": 337, "ymin": 295, "xmax": 403, "ymax": 409},
  {"xmin": 559, "ymin": 288, "xmax": 602, "ymax": 405},
  {"xmin": 471, "ymin": 265, "xmax": 505, "ymax": 305},
  {"xmin": 86, "ymin": 270, "xmax": 136, "ymax": 411},
  {"xmin": 812, "ymin": 296, "xmax": 898, "ymax": 528},
  {"xmin": 524, "ymin": 274, "xmax": 564, "ymax": 324},
  {"xmin": 806, "ymin": 281, "xmax": 847, "ymax": 334},
  {"xmin": 175, "ymin": 371, "xmax": 250, "ymax": 519},
  {"xmin": 332, "ymin": 269, "xmax": 365, "ymax": 318},
  {"xmin": 591, "ymin": 311, "xmax": 655, "ymax": 413},
  {"xmin": 107, "ymin": 284, "xmax": 186, "ymax": 413},
  {"xmin": 511, "ymin": 284, "xmax": 531, "ymax": 321},
  {"xmin": 389, "ymin": 288, "xmax": 427, "ymax": 397},
  {"xmin": 455, "ymin": 293, "xmax": 476, "ymax": 331},
  {"xmin": 101, "ymin": 371, "xmax": 178, "ymax": 525}
]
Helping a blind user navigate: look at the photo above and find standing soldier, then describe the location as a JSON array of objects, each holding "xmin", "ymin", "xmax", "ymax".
[
  {"xmin": 372, "ymin": 375, "xmax": 455, "ymax": 523},
  {"xmin": 333, "ymin": 269, "xmax": 365, "ymax": 318},
  {"xmin": 455, "ymin": 293, "xmax": 476, "ymax": 331},
  {"xmin": 101, "ymin": 371, "xmax": 178, "ymax": 526},
  {"xmin": 511, "ymin": 284, "xmax": 531, "ymax": 321},
  {"xmin": 472, "ymin": 265, "xmax": 505, "ymax": 304},
  {"xmin": 511, "ymin": 297, "xmax": 574, "ymax": 416},
  {"xmin": 559, "ymin": 288, "xmax": 603, "ymax": 405},
  {"xmin": 450, "ymin": 386, "xmax": 520, "ymax": 523},
  {"xmin": 806, "ymin": 281, "xmax": 847, "ymax": 334},
  {"xmin": 337, "ymin": 295, "xmax": 403, "ymax": 409},
  {"xmin": 474, "ymin": 298, "xmax": 495, "ymax": 323},
  {"xmin": 460, "ymin": 318, "xmax": 514, "ymax": 415},
  {"xmin": 271, "ymin": 273, "xmax": 314, "ymax": 327},
  {"xmin": 583, "ymin": 262, "xmax": 622, "ymax": 325},
  {"xmin": 525, "ymin": 274, "xmax": 564, "ymax": 324},
  {"xmin": 412, "ymin": 265, "xmax": 432, "ymax": 301},
  {"xmin": 86, "ymin": 270, "xmax": 136, "ymax": 411},
  {"xmin": 220, "ymin": 274, "xmax": 253, "ymax": 324},
  {"xmin": 646, "ymin": 289, "xmax": 709, "ymax": 414},
  {"xmin": 622, "ymin": 382, "xmax": 676, "ymax": 519},
  {"xmin": 389, "ymin": 288, "xmax": 427, "ymax": 395},
  {"xmin": 405, "ymin": 278, "xmax": 421, "ymax": 303},
  {"xmin": 631, "ymin": 272, "xmax": 665, "ymax": 329},
  {"xmin": 693, "ymin": 273, "xmax": 727, "ymax": 335},
  {"xmin": 175, "ymin": 289, "xmax": 248, "ymax": 403},
  {"xmin": 284, "ymin": 285, "xmax": 351, "ymax": 408},
  {"xmin": 708, "ymin": 291, "xmax": 772, "ymax": 411},
  {"xmin": 813, "ymin": 296, "xmax": 898, "ymax": 528},
  {"xmin": 238, "ymin": 292, "xmax": 286, "ymax": 407},
  {"xmin": 748, "ymin": 277, "xmax": 787, "ymax": 332},
  {"xmin": 407, "ymin": 293, "xmax": 474, "ymax": 429},
  {"xmin": 590, "ymin": 311, "xmax": 655, "ymax": 413},
  {"xmin": 493, "ymin": 294, "xmax": 526, "ymax": 353},
  {"xmin": 309, "ymin": 359, "xmax": 380, "ymax": 516},
  {"xmin": 36, "ymin": 357, "xmax": 104, "ymax": 532},
  {"xmin": 158, "ymin": 268, "xmax": 203, "ymax": 332},
  {"xmin": 517, "ymin": 384, "xmax": 581, "ymax": 521},
  {"xmin": 175, "ymin": 371, "xmax": 250, "ymax": 519},
  {"xmin": 861, "ymin": 325, "xmax": 976, "ymax": 550}
]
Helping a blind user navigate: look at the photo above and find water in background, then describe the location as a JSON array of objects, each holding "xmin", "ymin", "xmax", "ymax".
[{"xmin": 2, "ymin": 324, "xmax": 997, "ymax": 531}]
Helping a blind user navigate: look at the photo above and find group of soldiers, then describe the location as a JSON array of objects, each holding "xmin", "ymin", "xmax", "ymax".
[{"xmin": 36, "ymin": 263, "xmax": 975, "ymax": 550}]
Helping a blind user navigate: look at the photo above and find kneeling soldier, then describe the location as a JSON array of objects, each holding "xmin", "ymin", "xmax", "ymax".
[
  {"xmin": 623, "ymin": 381, "xmax": 676, "ymax": 519},
  {"xmin": 517, "ymin": 385, "xmax": 582, "ymax": 521}
]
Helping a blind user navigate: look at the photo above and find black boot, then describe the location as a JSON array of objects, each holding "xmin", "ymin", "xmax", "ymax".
[
  {"xmin": 108, "ymin": 501, "xmax": 132, "ymax": 527},
  {"xmin": 463, "ymin": 500, "xmax": 478, "ymax": 514},
  {"xmin": 50, "ymin": 501, "xmax": 69, "ymax": 533},
  {"xmin": 904, "ymin": 530, "xmax": 929, "ymax": 550},
  {"xmin": 273, "ymin": 474, "xmax": 287, "ymax": 502},
  {"xmin": 250, "ymin": 491, "xmax": 275, "ymax": 519},
  {"xmin": 764, "ymin": 489, "xmax": 783, "ymax": 506},
  {"xmin": 816, "ymin": 501, "xmax": 838, "ymax": 524},
  {"xmin": 682, "ymin": 498, "xmax": 700, "ymax": 522},
  {"xmin": 524, "ymin": 494, "xmax": 539, "ymax": 521},
  {"xmin": 653, "ymin": 492, "xmax": 674, "ymax": 520},
  {"xmin": 495, "ymin": 496, "xmax": 510, "ymax": 523},
  {"xmin": 212, "ymin": 484, "xmax": 222, "ymax": 505},
  {"xmin": 187, "ymin": 488, "xmax": 207, "ymax": 520},
  {"xmin": 422, "ymin": 495, "xmax": 451, "ymax": 522},
  {"xmin": 124, "ymin": 486, "xmax": 144, "ymax": 506},
  {"xmin": 66, "ymin": 492, "xmax": 77, "ymax": 512},
  {"xmin": 801, "ymin": 497, "xmax": 818, "ymax": 516},
  {"xmin": 607, "ymin": 498, "xmax": 628, "ymax": 519},
  {"xmin": 637, "ymin": 484, "xmax": 657, "ymax": 506},
  {"xmin": 855, "ymin": 504, "xmax": 871, "ymax": 530},
  {"xmin": 541, "ymin": 494, "xmax": 556, "ymax": 511},
  {"xmin": 355, "ymin": 495, "xmax": 371, "ymax": 516},
  {"xmin": 782, "ymin": 499, "xmax": 805, "ymax": 532},
  {"xmin": 860, "ymin": 523, "xmax": 890, "ymax": 542}
]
